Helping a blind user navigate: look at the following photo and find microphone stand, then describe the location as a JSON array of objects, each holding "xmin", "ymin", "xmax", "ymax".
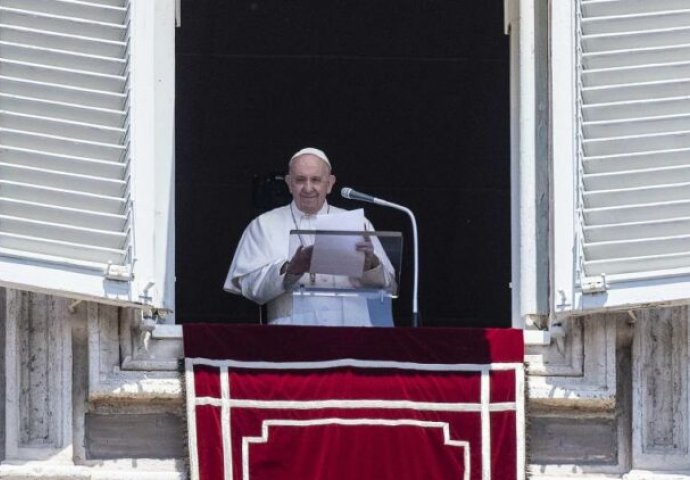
[
  {"xmin": 342, "ymin": 189, "xmax": 420, "ymax": 327},
  {"xmin": 383, "ymin": 201, "xmax": 420, "ymax": 328}
]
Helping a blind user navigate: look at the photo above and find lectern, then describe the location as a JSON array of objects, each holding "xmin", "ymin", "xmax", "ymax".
[{"xmin": 287, "ymin": 229, "xmax": 402, "ymax": 326}]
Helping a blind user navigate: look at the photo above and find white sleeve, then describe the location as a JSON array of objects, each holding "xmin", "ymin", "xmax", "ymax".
[
  {"xmin": 232, "ymin": 259, "xmax": 288, "ymax": 305},
  {"xmin": 224, "ymin": 213, "xmax": 290, "ymax": 305}
]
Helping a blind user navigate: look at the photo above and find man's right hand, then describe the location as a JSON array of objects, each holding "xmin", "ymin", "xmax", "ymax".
[{"xmin": 284, "ymin": 245, "xmax": 313, "ymax": 276}]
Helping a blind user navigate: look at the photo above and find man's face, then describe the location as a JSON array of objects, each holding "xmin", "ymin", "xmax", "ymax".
[{"xmin": 285, "ymin": 154, "xmax": 336, "ymax": 215}]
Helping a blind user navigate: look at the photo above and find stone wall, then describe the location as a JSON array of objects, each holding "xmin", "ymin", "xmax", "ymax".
[
  {"xmin": 0, "ymin": 289, "xmax": 185, "ymax": 479},
  {"xmin": 527, "ymin": 306, "xmax": 690, "ymax": 478},
  {"xmin": 2, "ymin": 287, "xmax": 690, "ymax": 479},
  {"xmin": 527, "ymin": 314, "xmax": 624, "ymax": 474}
]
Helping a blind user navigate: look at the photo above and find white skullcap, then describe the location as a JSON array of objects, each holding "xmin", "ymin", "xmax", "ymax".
[{"xmin": 289, "ymin": 147, "xmax": 331, "ymax": 169}]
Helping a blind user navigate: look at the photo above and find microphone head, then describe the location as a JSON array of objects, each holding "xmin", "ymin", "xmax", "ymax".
[{"xmin": 340, "ymin": 187, "xmax": 352, "ymax": 199}]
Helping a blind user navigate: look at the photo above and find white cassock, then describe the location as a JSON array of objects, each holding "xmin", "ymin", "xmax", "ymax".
[{"xmin": 224, "ymin": 201, "xmax": 396, "ymax": 326}]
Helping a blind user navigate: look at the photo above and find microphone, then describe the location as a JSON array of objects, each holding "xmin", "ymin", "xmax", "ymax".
[
  {"xmin": 340, "ymin": 186, "xmax": 421, "ymax": 327},
  {"xmin": 340, "ymin": 187, "xmax": 379, "ymax": 205}
]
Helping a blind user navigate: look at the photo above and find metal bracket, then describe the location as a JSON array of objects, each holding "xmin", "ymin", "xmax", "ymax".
[
  {"xmin": 556, "ymin": 289, "xmax": 571, "ymax": 310},
  {"xmin": 104, "ymin": 260, "xmax": 135, "ymax": 282},
  {"xmin": 523, "ymin": 314, "xmax": 568, "ymax": 347},
  {"xmin": 581, "ymin": 274, "xmax": 607, "ymax": 294},
  {"xmin": 138, "ymin": 281, "xmax": 155, "ymax": 305},
  {"xmin": 67, "ymin": 299, "xmax": 83, "ymax": 314}
]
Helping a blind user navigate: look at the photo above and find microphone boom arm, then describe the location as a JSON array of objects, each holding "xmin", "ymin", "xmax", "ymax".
[{"xmin": 341, "ymin": 188, "xmax": 420, "ymax": 327}]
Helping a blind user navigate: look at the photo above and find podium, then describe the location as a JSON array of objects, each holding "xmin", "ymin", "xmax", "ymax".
[{"xmin": 286, "ymin": 229, "xmax": 402, "ymax": 326}]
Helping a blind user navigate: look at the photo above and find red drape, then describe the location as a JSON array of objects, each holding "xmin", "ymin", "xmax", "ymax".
[{"xmin": 184, "ymin": 324, "xmax": 524, "ymax": 480}]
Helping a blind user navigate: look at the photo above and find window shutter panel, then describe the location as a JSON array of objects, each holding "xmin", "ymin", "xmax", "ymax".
[
  {"xmin": 554, "ymin": 0, "xmax": 690, "ymax": 314},
  {"xmin": 0, "ymin": 0, "xmax": 174, "ymax": 310},
  {"xmin": 0, "ymin": 0, "xmax": 131, "ymax": 266}
]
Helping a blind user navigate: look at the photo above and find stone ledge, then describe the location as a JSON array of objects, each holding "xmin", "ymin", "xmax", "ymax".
[
  {"xmin": 151, "ymin": 325, "xmax": 182, "ymax": 339},
  {"xmin": 529, "ymin": 465, "xmax": 690, "ymax": 480},
  {"xmin": 625, "ymin": 471, "xmax": 690, "ymax": 480},
  {"xmin": 526, "ymin": 383, "xmax": 617, "ymax": 410},
  {"xmin": 0, "ymin": 459, "xmax": 186, "ymax": 480},
  {"xmin": 88, "ymin": 373, "xmax": 182, "ymax": 403},
  {"xmin": 528, "ymin": 464, "xmax": 624, "ymax": 479},
  {"xmin": 529, "ymin": 471, "xmax": 690, "ymax": 480}
]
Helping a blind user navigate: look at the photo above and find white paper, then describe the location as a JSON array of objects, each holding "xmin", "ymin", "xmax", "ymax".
[{"xmin": 309, "ymin": 209, "xmax": 367, "ymax": 277}]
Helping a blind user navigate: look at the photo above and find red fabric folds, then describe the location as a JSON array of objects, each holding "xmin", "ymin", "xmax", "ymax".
[{"xmin": 184, "ymin": 324, "xmax": 524, "ymax": 480}]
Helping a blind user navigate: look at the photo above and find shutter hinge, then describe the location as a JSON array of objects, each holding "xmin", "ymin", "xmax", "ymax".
[
  {"xmin": 104, "ymin": 261, "xmax": 134, "ymax": 282},
  {"xmin": 582, "ymin": 274, "xmax": 607, "ymax": 294}
]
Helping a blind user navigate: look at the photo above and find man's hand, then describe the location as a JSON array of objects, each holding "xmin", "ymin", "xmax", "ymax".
[
  {"xmin": 357, "ymin": 236, "xmax": 380, "ymax": 271},
  {"xmin": 284, "ymin": 245, "xmax": 313, "ymax": 276}
]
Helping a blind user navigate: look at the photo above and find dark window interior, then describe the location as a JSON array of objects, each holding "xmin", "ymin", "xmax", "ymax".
[{"xmin": 175, "ymin": 0, "xmax": 510, "ymax": 327}]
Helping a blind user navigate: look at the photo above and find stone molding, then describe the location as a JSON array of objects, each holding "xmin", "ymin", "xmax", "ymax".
[
  {"xmin": 526, "ymin": 314, "xmax": 619, "ymax": 408},
  {"xmin": 633, "ymin": 306, "xmax": 690, "ymax": 471},
  {"xmin": 2, "ymin": 289, "xmax": 185, "ymax": 478},
  {"xmin": 87, "ymin": 304, "xmax": 182, "ymax": 403}
]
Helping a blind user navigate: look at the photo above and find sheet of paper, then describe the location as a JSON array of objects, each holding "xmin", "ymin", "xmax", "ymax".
[{"xmin": 309, "ymin": 209, "xmax": 366, "ymax": 277}]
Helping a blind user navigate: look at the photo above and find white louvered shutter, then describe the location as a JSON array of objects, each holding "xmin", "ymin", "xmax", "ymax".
[
  {"xmin": 0, "ymin": 0, "xmax": 175, "ymax": 310},
  {"xmin": 552, "ymin": 0, "xmax": 690, "ymax": 315}
]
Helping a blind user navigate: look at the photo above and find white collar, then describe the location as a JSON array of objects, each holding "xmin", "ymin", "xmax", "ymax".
[{"xmin": 290, "ymin": 201, "xmax": 330, "ymax": 219}]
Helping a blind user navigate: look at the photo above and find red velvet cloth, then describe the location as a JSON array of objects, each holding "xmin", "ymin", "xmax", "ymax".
[{"xmin": 184, "ymin": 325, "xmax": 524, "ymax": 480}]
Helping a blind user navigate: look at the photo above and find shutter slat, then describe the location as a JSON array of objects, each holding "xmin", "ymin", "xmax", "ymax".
[
  {"xmin": 582, "ymin": 0, "xmax": 690, "ymax": 18},
  {"xmin": 584, "ymin": 165, "xmax": 690, "ymax": 190},
  {"xmin": 3, "ymin": 0, "xmax": 127, "ymax": 24},
  {"xmin": 0, "ymin": 25, "xmax": 127, "ymax": 58},
  {"xmin": 0, "ymin": 214, "xmax": 126, "ymax": 249},
  {"xmin": 583, "ymin": 61, "xmax": 690, "ymax": 87},
  {"xmin": 585, "ymin": 234, "xmax": 690, "ymax": 260},
  {"xmin": 582, "ymin": 10, "xmax": 690, "ymax": 36},
  {"xmin": 584, "ymin": 251, "xmax": 690, "ymax": 276},
  {"xmin": 0, "ymin": 93, "xmax": 125, "ymax": 126},
  {"xmin": 584, "ymin": 216, "xmax": 690, "ymax": 242},
  {"xmin": 583, "ymin": 130, "xmax": 690, "ymax": 156},
  {"xmin": 582, "ymin": 78, "xmax": 690, "ymax": 103},
  {"xmin": 0, "ymin": 232, "xmax": 125, "ymax": 265},
  {"xmin": 0, "ymin": 110, "xmax": 126, "ymax": 144},
  {"xmin": 583, "ymin": 44, "xmax": 690, "ymax": 70},
  {"xmin": 0, "ymin": 76, "xmax": 125, "ymax": 110},
  {"xmin": 0, "ymin": 59, "xmax": 126, "ymax": 91},
  {"xmin": 0, "ymin": 145, "xmax": 124, "ymax": 178},
  {"xmin": 0, "ymin": 197, "xmax": 126, "ymax": 231},
  {"xmin": 0, "ymin": 41, "xmax": 126, "ymax": 75},
  {"xmin": 80, "ymin": 0, "xmax": 126, "ymax": 6},
  {"xmin": 583, "ymin": 96, "xmax": 690, "ymax": 121},
  {"xmin": 584, "ymin": 200, "xmax": 690, "ymax": 226},
  {"xmin": 0, "ymin": 128, "xmax": 125, "ymax": 161},
  {"xmin": 0, "ymin": 180, "xmax": 125, "ymax": 214},
  {"xmin": 584, "ymin": 148, "xmax": 690, "ymax": 173},
  {"xmin": 0, "ymin": 162, "xmax": 126, "ymax": 197},
  {"xmin": 0, "ymin": 7, "xmax": 126, "ymax": 41},
  {"xmin": 583, "ymin": 113, "xmax": 690, "ymax": 138},
  {"xmin": 584, "ymin": 182, "xmax": 690, "ymax": 208},
  {"xmin": 582, "ymin": 27, "xmax": 690, "ymax": 52}
]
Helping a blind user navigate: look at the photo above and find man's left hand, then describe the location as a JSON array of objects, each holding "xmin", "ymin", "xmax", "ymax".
[{"xmin": 356, "ymin": 237, "xmax": 380, "ymax": 271}]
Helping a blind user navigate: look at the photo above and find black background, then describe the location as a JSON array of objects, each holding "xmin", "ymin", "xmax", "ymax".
[{"xmin": 175, "ymin": 0, "xmax": 511, "ymax": 327}]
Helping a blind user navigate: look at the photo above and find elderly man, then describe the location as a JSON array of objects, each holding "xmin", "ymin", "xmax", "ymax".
[{"xmin": 224, "ymin": 147, "xmax": 395, "ymax": 326}]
